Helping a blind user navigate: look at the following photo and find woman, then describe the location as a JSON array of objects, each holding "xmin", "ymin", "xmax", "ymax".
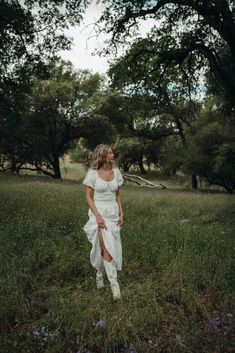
[{"xmin": 83, "ymin": 144, "xmax": 124, "ymax": 300}]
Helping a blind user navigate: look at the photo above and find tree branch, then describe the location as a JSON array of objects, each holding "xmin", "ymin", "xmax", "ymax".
[
  {"xmin": 123, "ymin": 172, "xmax": 167, "ymax": 188},
  {"xmin": 113, "ymin": 0, "xmax": 235, "ymax": 58},
  {"xmin": 194, "ymin": 42, "xmax": 235, "ymax": 99}
]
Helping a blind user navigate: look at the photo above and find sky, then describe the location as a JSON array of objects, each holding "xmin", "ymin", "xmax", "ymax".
[
  {"xmin": 59, "ymin": 3, "xmax": 108, "ymax": 73},
  {"xmin": 59, "ymin": 3, "xmax": 156, "ymax": 74}
]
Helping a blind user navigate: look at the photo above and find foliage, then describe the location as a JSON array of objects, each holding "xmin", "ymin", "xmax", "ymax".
[
  {"xmin": 98, "ymin": 0, "xmax": 235, "ymax": 110},
  {"xmin": 107, "ymin": 38, "xmax": 201, "ymax": 142},
  {"xmin": 70, "ymin": 143, "xmax": 91, "ymax": 166},
  {"xmin": 160, "ymin": 104, "xmax": 235, "ymax": 192},
  {"xmin": 70, "ymin": 89, "xmax": 139, "ymax": 161},
  {"xmin": 94, "ymin": 0, "xmax": 235, "ymax": 190},
  {"xmin": 158, "ymin": 136, "xmax": 185, "ymax": 175},
  {"xmin": 0, "ymin": 60, "xmax": 113, "ymax": 178},
  {"xmin": 0, "ymin": 0, "xmax": 91, "ymax": 177},
  {"xmin": 79, "ymin": 113, "xmax": 117, "ymax": 150},
  {"xmin": 0, "ymin": 0, "xmax": 90, "ymax": 140},
  {"xmin": 114, "ymin": 137, "xmax": 163, "ymax": 173},
  {"xmin": 114, "ymin": 137, "xmax": 145, "ymax": 172},
  {"xmin": 99, "ymin": 90, "xmax": 134, "ymax": 135},
  {"xmin": 103, "ymin": 27, "xmax": 203, "ymax": 178},
  {"xmin": 183, "ymin": 109, "xmax": 235, "ymax": 193},
  {"xmin": 0, "ymin": 0, "xmax": 89, "ymax": 80}
]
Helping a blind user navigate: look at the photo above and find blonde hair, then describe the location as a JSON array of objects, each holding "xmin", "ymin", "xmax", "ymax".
[{"xmin": 91, "ymin": 144, "xmax": 112, "ymax": 170}]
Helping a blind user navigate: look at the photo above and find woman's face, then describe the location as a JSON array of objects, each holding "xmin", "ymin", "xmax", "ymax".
[{"xmin": 106, "ymin": 148, "xmax": 115, "ymax": 164}]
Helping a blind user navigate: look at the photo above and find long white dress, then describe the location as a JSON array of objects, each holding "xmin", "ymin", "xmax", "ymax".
[{"xmin": 83, "ymin": 168, "xmax": 124, "ymax": 272}]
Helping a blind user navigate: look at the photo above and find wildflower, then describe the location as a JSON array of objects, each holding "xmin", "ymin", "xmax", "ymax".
[
  {"xmin": 128, "ymin": 343, "xmax": 137, "ymax": 353},
  {"xmin": 92, "ymin": 319, "xmax": 105, "ymax": 328},
  {"xmin": 32, "ymin": 326, "xmax": 59, "ymax": 346},
  {"xmin": 148, "ymin": 339, "xmax": 157, "ymax": 349},
  {"xmin": 224, "ymin": 313, "xmax": 234, "ymax": 335},
  {"xmin": 207, "ymin": 316, "xmax": 221, "ymax": 333}
]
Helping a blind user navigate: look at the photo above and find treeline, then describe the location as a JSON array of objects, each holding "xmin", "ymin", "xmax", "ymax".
[{"xmin": 0, "ymin": 0, "xmax": 235, "ymax": 193}]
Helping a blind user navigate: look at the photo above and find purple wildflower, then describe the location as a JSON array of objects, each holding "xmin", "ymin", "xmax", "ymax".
[{"xmin": 207, "ymin": 316, "xmax": 221, "ymax": 333}]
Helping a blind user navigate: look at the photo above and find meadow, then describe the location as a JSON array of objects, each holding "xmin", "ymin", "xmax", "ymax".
[{"xmin": 0, "ymin": 165, "xmax": 234, "ymax": 353}]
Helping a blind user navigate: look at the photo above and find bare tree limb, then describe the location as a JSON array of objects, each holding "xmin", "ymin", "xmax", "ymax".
[{"xmin": 123, "ymin": 172, "xmax": 167, "ymax": 188}]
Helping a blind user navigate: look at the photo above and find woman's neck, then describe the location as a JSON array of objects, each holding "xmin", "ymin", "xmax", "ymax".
[{"xmin": 100, "ymin": 163, "xmax": 113, "ymax": 171}]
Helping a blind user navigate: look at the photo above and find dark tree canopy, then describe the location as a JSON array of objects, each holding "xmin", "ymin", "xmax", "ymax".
[
  {"xmin": 0, "ymin": 60, "xmax": 111, "ymax": 178},
  {"xmin": 0, "ymin": 0, "xmax": 89, "ymax": 70},
  {"xmin": 98, "ymin": 0, "xmax": 235, "ymax": 110},
  {"xmin": 0, "ymin": 0, "xmax": 90, "ymax": 124}
]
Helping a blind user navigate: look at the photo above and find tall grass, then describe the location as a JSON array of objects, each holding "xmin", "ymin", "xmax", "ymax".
[{"xmin": 0, "ymin": 173, "xmax": 234, "ymax": 353}]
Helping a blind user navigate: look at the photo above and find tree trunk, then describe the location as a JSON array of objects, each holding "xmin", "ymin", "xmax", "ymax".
[
  {"xmin": 138, "ymin": 159, "xmax": 146, "ymax": 174},
  {"xmin": 191, "ymin": 174, "xmax": 198, "ymax": 189},
  {"xmin": 52, "ymin": 155, "xmax": 61, "ymax": 179},
  {"xmin": 123, "ymin": 162, "xmax": 130, "ymax": 172},
  {"xmin": 10, "ymin": 156, "xmax": 20, "ymax": 175}
]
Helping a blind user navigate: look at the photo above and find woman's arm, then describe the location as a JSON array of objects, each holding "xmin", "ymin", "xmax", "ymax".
[
  {"xmin": 85, "ymin": 186, "xmax": 107, "ymax": 229},
  {"xmin": 116, "ymin": 188, "xmax": 124, "ymax": 227}
]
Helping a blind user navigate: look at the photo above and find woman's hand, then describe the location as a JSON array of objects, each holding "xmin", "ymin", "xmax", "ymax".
[
  {"xmin": 117, "ymin": 214, "xmax": 124, "ymax": 227},
  {"xmin": 96, "ymin": 214, "xmax": 107, "ymax": 230}
]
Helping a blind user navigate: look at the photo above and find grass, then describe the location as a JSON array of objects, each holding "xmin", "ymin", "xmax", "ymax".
[{"xmin": 0, "ymin": 170, "xmax": 234, "ymax": 353}]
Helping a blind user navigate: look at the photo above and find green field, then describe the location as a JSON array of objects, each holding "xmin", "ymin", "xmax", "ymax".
[{"xmin": 0, "ymin": 170, "xmax": 234, "ymax": 353}]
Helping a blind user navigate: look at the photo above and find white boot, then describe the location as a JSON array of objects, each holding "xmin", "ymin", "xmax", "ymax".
[
  {"xmin": 96, "ymin": 260, "xmax": 105, "ymax": 289},
  {"xmin": 96, "ymin": 270, "xmax": 104, "ymax": 289},
  {"xmin": 103, "ymin": 259, "xmax": 121, "ymax": 300}
]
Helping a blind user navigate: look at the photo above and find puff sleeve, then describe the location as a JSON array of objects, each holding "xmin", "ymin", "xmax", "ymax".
[
  {"xmin": 83, "ymin": 169, "xmax": 95, "ymax": 188},
  {"xmin": 116, "ymin": 168, "xmax": 124, "ymax": 186}
]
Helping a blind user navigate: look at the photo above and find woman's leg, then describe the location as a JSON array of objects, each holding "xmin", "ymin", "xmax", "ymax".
[
  {"xmin": 98, "ymin": 228, "xmax": 112, "ymax": 262},
  {"xmin": 97, "ymin": 229, "xmax": 121, "ymax": 299}
]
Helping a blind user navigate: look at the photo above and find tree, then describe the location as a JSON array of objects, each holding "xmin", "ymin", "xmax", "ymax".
[
  {"xmin": 98, "ymin": 0, "xmax": 235, "ymax": 113},
  {"xmin": 0, "ymin": 0, "xmax": 88, "ymax": 76},
  {"xmin": 113, "ymin": 137, "xmax": 146, "ymax": 173},
  {"xmin": 0, "ymin": 0, "xmax": 90, "ymax": 176},
  {"xmin": 70, "ymin": 88, "xmax": 139, "ymax": 163},
  {"xmin": 182, "ymin": 108, "xmax": 235, "ymax": 193},
  {"xmin": 114, "ymin": 137, "xmax": 164, "ymax": 173},
  {"xmin": 107, "ymin": 38, "xmax": 202, "ymax": 182},
  {"xmin": 0, "ymin": 61, "xmax": 111, "ymax": 178},
  {"xmin": 70, "ymin": 142, "xmax": 90, "ymax": 166},
  {"xmin": 158, "ymin": 135, "xmax": 184, "ymax": 175},
  {"xmin": 160, "ymin": 102, "xmax": 235, "ymax": 193},
  {"xmin": 99, "ymin": 90, "xmax": 135, "ymax": 135},
  {"xmin": 0, "ymin": 0, "xmax": 89, "ymax": 138}
]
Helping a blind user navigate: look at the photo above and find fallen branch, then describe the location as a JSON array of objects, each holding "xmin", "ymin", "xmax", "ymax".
[
  {"xmin": 122, "ymin": 175, "xmax": 141, "ymax": 185},
  {"xmin": 122, "ymin": 173, "xmax": 167, "ymax": 189}
]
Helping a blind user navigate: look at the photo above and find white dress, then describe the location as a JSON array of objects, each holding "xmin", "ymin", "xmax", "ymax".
[{"xmin": 83, "ymin": 168, "xmax": 124, "ymax": 271}]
